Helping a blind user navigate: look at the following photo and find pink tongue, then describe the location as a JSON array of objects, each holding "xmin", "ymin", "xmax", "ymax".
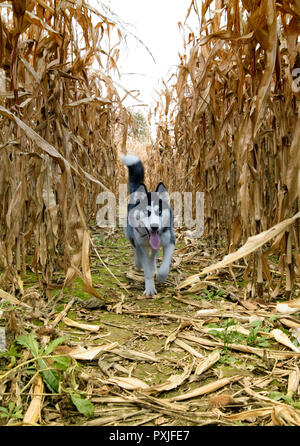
[{"xmin": 149, "ymin": 231, "xmax": 160, "ymax": 250}]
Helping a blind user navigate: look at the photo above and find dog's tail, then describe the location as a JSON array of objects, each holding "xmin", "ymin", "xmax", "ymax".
[{"xmin": 121, "ymin": 154, "xmax": 145, "ymax": 194}]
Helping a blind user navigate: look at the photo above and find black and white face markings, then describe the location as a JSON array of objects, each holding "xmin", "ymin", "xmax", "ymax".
[{"xmin": 127, "ymin": 184, "xmax": 171, "ymax": 234}]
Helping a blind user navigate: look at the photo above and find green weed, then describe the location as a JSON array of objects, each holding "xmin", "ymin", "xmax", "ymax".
[
  {"xmin": 0, "ymin": 402, "xmax": 23, "ymax": 423},
  {"xmin": 269, "ymin": 391, "xmax": 300, "ymax": 410},
  {"xmin": 16, "ymin": 333, "xmax": 69, "ymax": 393},
  {"xmin": 247, "ymin": 321, "xmax": 271, "ymax": 348},
  {"xmin": 70, "ymin": 392, "xmax": 94, "ymax": 418},
  {"xmin": 193, "ymin": 288, "xmax": 227, "ymax": 301}
]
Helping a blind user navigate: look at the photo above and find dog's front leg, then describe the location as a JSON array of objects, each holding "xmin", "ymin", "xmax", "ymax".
[
  {"xmin": 157, "ymin": 243, "xmax": 175, "ymax": 283},
  {"xmin": 150, "ymin": 249, "xmax": 158, "ymax": 276},
  {"xmin": 136, "ymin": 246, "xmax": 157, "ymax": 296},
  {"xmin": 134, "ymin": 249, "xmax": 142, "ymax": 270}
]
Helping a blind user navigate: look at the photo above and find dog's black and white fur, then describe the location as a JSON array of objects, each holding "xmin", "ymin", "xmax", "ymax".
[{"xmin": 121, "ymin": 154, "xmax": 175, "ymax": 296}]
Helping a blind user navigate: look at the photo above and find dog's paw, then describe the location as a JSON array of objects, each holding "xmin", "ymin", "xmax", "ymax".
[{"xmin": 144, "ymin": 284, "xmax": 157, "ymax": 296}]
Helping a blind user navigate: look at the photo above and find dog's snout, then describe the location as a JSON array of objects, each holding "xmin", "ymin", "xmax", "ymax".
[{"xmin": 150, "ymin": 224, "xmax": 159, "ymax": 231}]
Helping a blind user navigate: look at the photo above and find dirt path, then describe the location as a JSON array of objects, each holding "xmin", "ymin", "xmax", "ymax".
[{"xmin": 1, "ymin": 227, "xmax": 300, "ymax": 426}]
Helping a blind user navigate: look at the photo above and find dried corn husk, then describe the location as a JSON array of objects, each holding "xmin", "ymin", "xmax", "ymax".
[
  {"xmin": 107, "ymin": 376, "xmax": 149, "ymax": 390},
  {"xmin": 55, "ymin": 343, "xmax": 118, "ymax": 360},
  {"xmin": 63, "ymin": 317, "xmax": 101, "ymax": 332},
  {"xmin": 168, "ymin": 376, "xmax": 241, "ymax": 402},
  {"xmin": 23, "ymin": 376, "xmax": 44, "ymax": 425},
  {"xmin": 271, "ymin": 329, "xmax": 300, "ymax": 353},
  {"xmin": 287, "ymin": 367, "xmax": 300, "ymax": 397}
]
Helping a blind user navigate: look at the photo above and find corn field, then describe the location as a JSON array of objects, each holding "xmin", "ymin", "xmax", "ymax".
[
  {"xmin": 0, "ymin": 0, "xmax": 129, "ymax": 293},
  {"xmin": 151, "ymin": 0, "xmax": 300, "ymax": 299},
  {"xmin": 0, "ymin": 0, "xmax": 300, "ymax": 429}
]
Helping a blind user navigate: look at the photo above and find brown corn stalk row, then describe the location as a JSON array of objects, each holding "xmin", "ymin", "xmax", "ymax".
[
  {"xmin": 0, "ymin": 1, "xmax": 129, "ymax": 293},
  {"xmin": 150, "ymin": 0, "xmax": 300, "ymax": 297}
]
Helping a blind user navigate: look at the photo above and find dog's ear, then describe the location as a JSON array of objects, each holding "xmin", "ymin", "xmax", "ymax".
[
  {"xmin": 155, "ymin": 182, "xmax": 167, "ymax": 193},
  {"xmin": 136, "ymin": 183, "xmax": 148, "ymax": 194},
  {"xmin": 131, "ymin": 183, "xmax": 148, "ymax": 204},
  {"xmin": 155, "ymin": 182, "xmax": 170, "ymax": 205}
]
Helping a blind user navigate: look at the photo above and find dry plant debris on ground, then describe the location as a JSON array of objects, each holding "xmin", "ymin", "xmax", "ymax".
[{"xmin": 1, "ymin": 227, "xmax": 300, "ymax": 426}]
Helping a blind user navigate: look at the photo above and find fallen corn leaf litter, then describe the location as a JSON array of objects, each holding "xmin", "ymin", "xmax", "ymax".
[
  {"xmin": 0, "ymin": 0, "xmax": 300, "ymax": 428},
  {"xmin": 2, "ymin": 228, "xmax": 300, "ymax": 426}
]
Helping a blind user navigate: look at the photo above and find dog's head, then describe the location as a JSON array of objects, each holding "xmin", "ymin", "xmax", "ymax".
[{"xmin": 128, "ymin": 183, "xmax": 172, "ymax": 249}]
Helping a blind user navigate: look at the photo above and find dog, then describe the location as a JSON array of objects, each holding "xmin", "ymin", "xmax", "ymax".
[{"xmin": 121, "ymin": 154, "xmax": 175, "ymax": 296}]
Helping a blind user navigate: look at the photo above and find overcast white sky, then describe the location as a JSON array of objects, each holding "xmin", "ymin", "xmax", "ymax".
[{"xmin": 101, "ymin": 0, "xmax": 198, "ymax": 108}]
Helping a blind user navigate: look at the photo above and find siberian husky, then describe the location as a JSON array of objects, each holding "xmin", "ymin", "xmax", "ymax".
[{"xmin": 121, "ymin": 154, "xmax": 175, "ymax": 296}]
